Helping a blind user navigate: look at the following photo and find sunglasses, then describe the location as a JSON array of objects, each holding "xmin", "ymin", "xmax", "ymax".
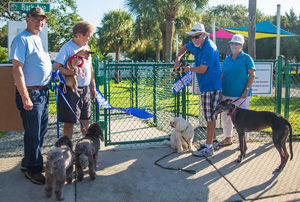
[
  {"xmin": 230, "ymin": 42, "xmax": 242, "ymax": 46},
  {"xmin": 191, "ymin": 34, "xmax": 202, "ymax": 39}
]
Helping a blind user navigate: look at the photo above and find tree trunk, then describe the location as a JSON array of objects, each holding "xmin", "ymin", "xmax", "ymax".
[
  {"xmin": 165, "ymin": 20, "xmax": 174, "ymax": 62},
  {"xmin": 155, "ymin": 43, "xmax": 160, "ymax": 62},
  {"xmin": 248, "ymin": 0, "xmax": 256, "ymax": 58},
  {"xmin": 114, "ymin": 46, "xmax": 121, "ymax": 83},
  {"xmin": 160, "ymin": 22, "xmax": 166, "ymax": 62}
]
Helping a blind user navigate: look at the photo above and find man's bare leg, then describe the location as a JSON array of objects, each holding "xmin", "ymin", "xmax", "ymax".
[
  {"xmin": 80, "ymin": 119, "xmax": 90, "ymax": 136},
  {"xmin": 206, "ymin": 120, "xmax": 216, "ymax": 145},
  {"xmin": 63, "ymin": 123, "xmax": 74, "ymax": 139}
]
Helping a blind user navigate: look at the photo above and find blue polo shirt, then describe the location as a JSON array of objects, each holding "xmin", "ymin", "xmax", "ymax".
[
  {"xmin": 186, "ymin": 38, "xmax": 222, "ymax": 92},
  {"xmin": 222, "ymin": 50, "xmax": 255, "ymax": 97}
]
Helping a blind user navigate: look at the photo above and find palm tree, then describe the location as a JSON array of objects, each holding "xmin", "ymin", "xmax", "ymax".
[
  {"xmin": 97, "ymin": 10, "xmax": 134, "ymax": 83},
  {"xmin": 248, "ymin": 0, "xmax": 257, "ymax": 58},
  {"xmin": 134, "ymin": 16, "xmax": 161, "ymax": 61},
  {"xmin": 126, "ymin": 0, "xmax": 208, "ymax": 62}
]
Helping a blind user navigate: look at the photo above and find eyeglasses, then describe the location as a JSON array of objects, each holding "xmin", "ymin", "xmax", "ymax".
[
  {"xmin": 191, "ymin": 34, "xmax": 202, "ymax": 39},
  {"xmin": 30, "ymin": 17, "xmax": 46, "ymax": 23}
]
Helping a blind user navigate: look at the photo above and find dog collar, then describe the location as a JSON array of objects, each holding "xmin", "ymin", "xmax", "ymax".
[
  {"xmin": 227, "ymin": 106, "xmax": 237, "ymax": 116},
  {"xmin": 69, "ymin": 55, "xmax": 84, "ymax": 68},
  {"xmin": 180, "ymin": 125, "xmax": 189, "ymax": 133}
]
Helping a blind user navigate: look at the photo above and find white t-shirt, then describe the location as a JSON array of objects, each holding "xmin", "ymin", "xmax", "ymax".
[{"xmin": 55, "ymin": 40, "xmax": 92, "ymax": 87}]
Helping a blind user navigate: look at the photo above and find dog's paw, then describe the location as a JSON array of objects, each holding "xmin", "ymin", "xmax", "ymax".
[
  {"xmin": 236, "ymin": 155, "xmax": 243, "ymax": 163},
  {"xmin": 45, "ymin": 187, "xmax": 52, "ymax": 198},
  {"xmin": 66, "ymin": 177, "xmax": 72, "ymax": 184},
  {"xmin": 55, "ymin": 191, "xmax": 64, "ymax": 201},
  {"xmin": 90, "ymin": 174, "xmax": 96, "ymax": 180},
  {"xmin": 189, "ymin": 146, "xmax": 196, "ymax": 152},
  {"xmin": 177, "ymin": 147, "xmax": 183, "ymax": 153},
  {"xmin": 76, "ymin": 173, "xmax": 83, "ymax": 182}
]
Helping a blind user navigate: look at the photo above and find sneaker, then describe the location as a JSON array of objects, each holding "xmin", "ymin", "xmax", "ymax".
[
  {"xmin": 213, "ymin": 139, "xmax": 220, "ymax": 150},
  {"xmin": 24, "ymin": 171, "xmax": 45, "ymax": 185},
  {"xmin": 197, "ymin": 144, "xmax": 207, "ymax": 151},
  {"xmin": 193, "ymin": 146, "xmax": 214, "ymax": 157}
]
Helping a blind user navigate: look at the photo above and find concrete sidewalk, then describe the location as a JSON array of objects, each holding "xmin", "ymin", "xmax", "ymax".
[{"xmin": 0, "ymin": 142, "xmax": 299, "ymax": 202}]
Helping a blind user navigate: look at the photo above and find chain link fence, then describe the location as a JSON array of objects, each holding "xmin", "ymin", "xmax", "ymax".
[
  {"xmin": 0, "ymin": 56, "xmax": 299, "ymax": 156},
  {"xmin": 93, "ymin": 56, "xmax": 299, "ymax": 147}
]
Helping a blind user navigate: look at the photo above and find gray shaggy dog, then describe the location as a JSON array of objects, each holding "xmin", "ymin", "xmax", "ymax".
[
  {"xmin": 75, "ymin": 123, "xmax": 104, "ymax": 181},
  {"xmin": 45, "ymin": 136, "xmax": 73, "ymax": 201}
]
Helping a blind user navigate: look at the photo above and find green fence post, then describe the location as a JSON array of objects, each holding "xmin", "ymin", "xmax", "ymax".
[
  {"xmin": 181, "ymin": 76, "xmax": 187, "ymax": 120},
  {"xmin": 135, "ymin": 64, "xmax": 138, "ymax": 108},
  {"xmin": 275, "ymin": 55, "xmax": 283, "ymax": 114},
  {"xmin": 153, "ymin": 66, "xmax": 157, "ymax": 124},
  {"xmin": 93, "ymin": 56, "xmax": 100, "ymax": 123},
  {"xmin": 103, "ymin": 60, "xmax": 109, "ymax": 146},
  {"xmin": 130, "ymin": 65, "xmax": 134, "ymax": 108},
  {"xmin": 284, "ymin": 59, "xmax": 291, "ymax": 120}
]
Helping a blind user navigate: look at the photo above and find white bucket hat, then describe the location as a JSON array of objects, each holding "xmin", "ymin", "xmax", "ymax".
[
  {"xmin": 229, "ymin": 34, "xmax": 245, "ymax": 45},
  {"xmin": 186, "ymin": 23, "xmax": 208, "ymax": 35}
]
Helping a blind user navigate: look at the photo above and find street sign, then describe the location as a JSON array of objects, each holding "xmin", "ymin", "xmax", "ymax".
[{"xmin": 8, "ymin": 2, "xmax": 50, "ymax": 13}]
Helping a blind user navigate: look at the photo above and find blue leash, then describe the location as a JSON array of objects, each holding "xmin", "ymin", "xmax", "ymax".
[{"xmin": 50, "ymin": 70, "xmax": 86, "ymax": 138}]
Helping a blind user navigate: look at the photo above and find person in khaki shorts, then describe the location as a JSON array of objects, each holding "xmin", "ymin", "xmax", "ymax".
[
  {"xmin": 53, "ymin": 22, "xmax": 96, "ymax": 139},
  {"xmin": 9, "ymin": 7, "xmax": 51, "ymax": 185}
]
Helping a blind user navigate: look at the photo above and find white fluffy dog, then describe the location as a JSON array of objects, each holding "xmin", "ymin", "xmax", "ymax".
[{"xmin": 167, "ymin": 117, "xmax": 196, "ymax": 153}]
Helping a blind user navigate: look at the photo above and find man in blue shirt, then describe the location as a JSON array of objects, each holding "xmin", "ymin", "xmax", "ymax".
[
  {"xmin": 174, "ymin": 23, "xmax": 222, "ymax": 157},
  {"xmin": 10, "ymin": 7, "xmax": 51, "ymax": 185}
]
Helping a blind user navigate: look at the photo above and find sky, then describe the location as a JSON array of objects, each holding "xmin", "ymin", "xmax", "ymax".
[{"xmin": 77, "ymin": 0, "xmax": 300, "ymax": 29}]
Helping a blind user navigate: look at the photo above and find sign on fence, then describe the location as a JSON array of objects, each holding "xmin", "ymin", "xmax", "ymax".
[{"xmin": 192, "ymin": 62, "xmax": 273, "ymax": 96}]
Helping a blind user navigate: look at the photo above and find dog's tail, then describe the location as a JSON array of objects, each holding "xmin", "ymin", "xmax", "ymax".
[
  {"xmin": 78, "ymin": 154, "xmax": 89, "ymax": 169},
  {"xmin": 287, "ymin": 120, "xmax": 293, "ymax": 160}
]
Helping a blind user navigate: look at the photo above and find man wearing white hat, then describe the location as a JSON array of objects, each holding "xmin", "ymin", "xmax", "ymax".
[{"xmin": 174, "ymin": 23, "xmax": 222, "ymax": 157}]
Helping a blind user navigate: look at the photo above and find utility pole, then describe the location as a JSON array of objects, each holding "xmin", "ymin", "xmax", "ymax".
[{"xmin": 248, "ymin": 0, "xmax": 256, "ymax": 58}]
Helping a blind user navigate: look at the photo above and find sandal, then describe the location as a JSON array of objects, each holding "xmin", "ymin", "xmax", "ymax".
[{"xmin": 219, "ymin": 138, "xmax": 232, "ymax": 146}]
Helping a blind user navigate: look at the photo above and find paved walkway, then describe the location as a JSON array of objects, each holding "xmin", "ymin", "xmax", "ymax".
[{"xmin": 0, "ymin": 141, "xmax": 299, "ymax": 202}]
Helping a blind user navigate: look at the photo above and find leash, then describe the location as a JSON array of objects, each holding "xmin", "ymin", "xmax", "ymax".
[
  {"xmin": 50, "ymin": 70, "xmax": 86, "ymax": 138},
  {"xmin": 154, "ymin": 151, "xmax": 197, "ymax": 174},
  {"xmin": 163, "ymin": 51, "xmax": 190, "ymax": 83},
  {"xmin": 227, "ymin": 97, "xmax": 247, "ymax": 116}
]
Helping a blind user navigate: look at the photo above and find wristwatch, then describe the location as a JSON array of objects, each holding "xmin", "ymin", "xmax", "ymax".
[{"xmin": 246, "ymin": 87, "xmax": 250, "ymax": 90}]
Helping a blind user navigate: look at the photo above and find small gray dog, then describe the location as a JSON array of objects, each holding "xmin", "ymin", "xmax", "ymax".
[
  {"xmin": 75, "ymin": 123, "xmax": 104, "ymax": 181},
  {"xmin": 45, "ymin": 136, "xmax": 73, "ymax": 201},
  {"xmin": 214, "ymin": 99, "xmax": 293, "ymax": 173}
]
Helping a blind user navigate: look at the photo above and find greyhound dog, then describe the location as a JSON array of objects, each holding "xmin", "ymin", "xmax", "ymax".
[{"xmin": 214, "ymin": 99, "xmax": 293, "ymax": 173}]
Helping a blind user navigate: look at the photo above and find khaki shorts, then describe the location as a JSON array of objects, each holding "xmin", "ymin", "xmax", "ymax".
[{"xmin": 58, "ymin": 83, "xmax": 91, "ymax": 123}]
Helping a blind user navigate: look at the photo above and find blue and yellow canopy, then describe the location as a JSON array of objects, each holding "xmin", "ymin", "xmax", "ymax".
[{"xmin": 224, "ymin": 20, "xmax": 295, "ymax": 39}]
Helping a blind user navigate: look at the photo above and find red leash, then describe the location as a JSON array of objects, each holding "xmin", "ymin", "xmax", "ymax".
[{"xmin": 227, "ymin": 97, "xmax": 247, "ymax": 116}]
